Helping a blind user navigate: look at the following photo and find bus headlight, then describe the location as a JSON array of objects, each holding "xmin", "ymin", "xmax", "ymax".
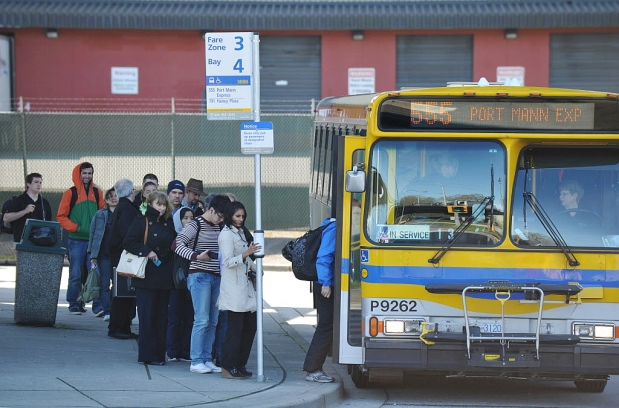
[
  {"xmin": 572, "ymin": 323, "xmax": 615, "ymax": 340},
  {"xmin": 384, "ymin": 319, "xmax": 425, "ymax": 335}
]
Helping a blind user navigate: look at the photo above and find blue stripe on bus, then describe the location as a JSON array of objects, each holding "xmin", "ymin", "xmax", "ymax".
[{"xmin": 357, "ymin": 264, "xmax": 619, "ymax": 286}]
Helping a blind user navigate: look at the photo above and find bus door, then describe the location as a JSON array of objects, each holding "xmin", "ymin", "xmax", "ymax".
[{"xmin": 334, "ymin": 136, "xmax": 365, "ymax": 365}]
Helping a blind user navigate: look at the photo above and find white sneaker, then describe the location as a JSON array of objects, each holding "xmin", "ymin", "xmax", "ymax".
[
  {"xmin": 204, "ymin": 361, "xmax": 222, "ymax": 373},
  {"xmin": 103, "ymin": 315, "xmax": 110, "ymax": 321},
  {"xmin": 190, "ymin": 363, "xmax": 212, "ymax": 374}
]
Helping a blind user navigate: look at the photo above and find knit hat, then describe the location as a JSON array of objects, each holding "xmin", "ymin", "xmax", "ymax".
[{"xmin": 167, "ymin": 180, "xmax": 185, "ymax": 194}]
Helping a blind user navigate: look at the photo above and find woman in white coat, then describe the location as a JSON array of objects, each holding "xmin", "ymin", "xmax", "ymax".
[{"xmin": 217, "ymin": 201, "xmax": 261, "ymax": 379}]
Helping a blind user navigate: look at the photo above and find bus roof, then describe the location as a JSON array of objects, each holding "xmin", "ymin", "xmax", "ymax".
[{"xmin": 315, "ymin": 85, "xmax": 618, "ymax": 122}]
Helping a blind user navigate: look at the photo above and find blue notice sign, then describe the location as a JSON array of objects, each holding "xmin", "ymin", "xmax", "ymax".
[{"xmin": 240, "ymin": 122, "xmax": 274, "ymax": 154}]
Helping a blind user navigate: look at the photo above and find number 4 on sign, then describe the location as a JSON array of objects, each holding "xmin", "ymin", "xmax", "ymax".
[{"xmin": 233, "ymin": 59, "xmax": 244, "ymax": 73}]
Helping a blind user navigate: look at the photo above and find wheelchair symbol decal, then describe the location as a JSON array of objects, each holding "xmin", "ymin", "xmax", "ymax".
[{"xmin": 360, "ymin": 249, "xmax": 369, "ymax": 263}]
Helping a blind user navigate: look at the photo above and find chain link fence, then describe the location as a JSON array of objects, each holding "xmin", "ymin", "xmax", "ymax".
[{"xmin": 0, "ymin": 98, "xmax": 315, "ymax": 231}]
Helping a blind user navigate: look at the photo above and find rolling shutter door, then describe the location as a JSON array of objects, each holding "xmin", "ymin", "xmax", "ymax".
[
  {"xmin": 396, "ymin": 35, "xmax": 473, "ymax": 89},
  {"xmin": 259, "ymin": 36, "xmax": 321, "ymax": 112},
  {"xmin": 550, "ymin": 33, "xmax": 619, "ymax": 93}
]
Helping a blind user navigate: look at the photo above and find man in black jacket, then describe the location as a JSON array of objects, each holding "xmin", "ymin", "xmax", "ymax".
[
  {"xmin": 3, "ymin": 172, "xmax": 52, "ymax": 245},
  {"xmin": 108, "ymin": 178, "xmax": 140, "ymax": 339}
]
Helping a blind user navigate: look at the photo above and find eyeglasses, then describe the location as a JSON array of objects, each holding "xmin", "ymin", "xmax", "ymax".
[{"xmin": 212, "ymin": 209, "xmax": 224, "ymax": 220}]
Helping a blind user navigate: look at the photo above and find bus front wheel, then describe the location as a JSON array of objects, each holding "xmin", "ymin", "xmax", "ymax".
[
  {"xmin": 351, "ymin": 365, "xmax": 370, "ymax": 388},
  {"xmin": 574, "ymin": 378, "xmax": 607, "ymax": 393}
]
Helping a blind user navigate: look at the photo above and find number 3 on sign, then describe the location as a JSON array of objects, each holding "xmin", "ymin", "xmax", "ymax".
[{"xmin": 233, "ymin": 36, "xmax": 244, "ymax": 73}]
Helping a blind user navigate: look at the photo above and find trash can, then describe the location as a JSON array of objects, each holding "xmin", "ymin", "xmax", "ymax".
[{"xmin": 14, "ymin": 219, "xmax": 66, "ymax": 326}]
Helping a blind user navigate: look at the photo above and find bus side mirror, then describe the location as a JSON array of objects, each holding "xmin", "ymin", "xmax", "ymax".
[{"xmin": 346, "ymin": 166, "xmax": 366, "ymax": 193}]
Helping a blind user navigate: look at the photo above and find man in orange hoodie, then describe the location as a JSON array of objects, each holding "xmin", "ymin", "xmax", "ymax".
[{"xmin": 57, "ymin": 162, "xmax": 104, "ymax": 315}]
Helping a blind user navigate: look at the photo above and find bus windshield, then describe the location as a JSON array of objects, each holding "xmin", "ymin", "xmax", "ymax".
[
  {"xmin": 511, "ymin": 147, "xmax": 619, "ymax": 248},
  {"xmin": 366, "ymin": 140, "xmax": 505, "ymax": 246}
]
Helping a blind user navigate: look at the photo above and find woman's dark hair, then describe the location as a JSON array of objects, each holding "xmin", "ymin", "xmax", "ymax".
[
  {"xmin": 179, "ymin": 207, "xmax": 194, "ymax": 220},
  {"xmin": 104, "ymin": 187, "xmax": 115, "ymax": 200},
  {"xmin": 224, "ymin": 201, "xmax": 246, "ymax": 228}
]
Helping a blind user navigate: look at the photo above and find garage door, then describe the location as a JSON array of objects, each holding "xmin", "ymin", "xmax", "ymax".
[
  {"xmin": 550, "ymin": 33, "xmax": 619, "ymax": 93},
  {"xmin": 259, "ymin": 36, "xmax": 321, "ymax": 113},
  {"xmin": 396, "ymin": 35, "xmax": 473, "ymax": 89}
]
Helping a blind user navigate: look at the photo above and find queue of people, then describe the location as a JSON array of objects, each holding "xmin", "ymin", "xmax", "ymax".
[{"xmin": 3, "ymin": 164, "xmax": 334, "ymax": 383}]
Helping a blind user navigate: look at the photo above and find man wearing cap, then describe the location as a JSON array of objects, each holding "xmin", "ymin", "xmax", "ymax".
[
  {"xmin": 183, "ymin": 178, "xmax": 207, "ymax": 217},
  {"xmin": 167, "ymin": 180, "xmax": 185, "ymax": 216}
]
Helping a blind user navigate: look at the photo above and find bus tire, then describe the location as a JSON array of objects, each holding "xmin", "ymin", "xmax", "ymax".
[
  {"xmin": 351, "ymin": 365, "xmax": 370, "ymax": 388},
  {"xmin": 574, "ymin": 379, "xmax": 607, "ymax": 393}
]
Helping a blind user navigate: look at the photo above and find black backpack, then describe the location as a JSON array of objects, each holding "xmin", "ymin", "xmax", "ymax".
[
  {"xmin": 282, "ymin": 222, "xmax": 333, "ymax": 281},
  {"xmin": 1, "ymin": 195, "xmax": 18, "ymax": 234}
]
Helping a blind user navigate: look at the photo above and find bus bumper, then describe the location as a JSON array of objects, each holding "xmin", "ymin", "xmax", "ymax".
[{"xmin": 364, "ymin": 339, "xmax": 619, "ymax": 375}]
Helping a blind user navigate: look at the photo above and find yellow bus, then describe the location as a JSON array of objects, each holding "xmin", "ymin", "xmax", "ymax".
[{"xmin": 310, "ymin": 81, "xmax": 619, "ymax": 392}]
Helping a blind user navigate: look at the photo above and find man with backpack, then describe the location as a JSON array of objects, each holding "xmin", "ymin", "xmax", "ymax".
[
  {"xmin": 2, "ymin": 172, "xmax": 52, "ymax": 245},
  {"xmin": 57, "ymin": 162, "xmax": 104, "ymax": 315},
  {"xmin": 303, "ymin": 217, "xmax": 337, "ymax": 383}
]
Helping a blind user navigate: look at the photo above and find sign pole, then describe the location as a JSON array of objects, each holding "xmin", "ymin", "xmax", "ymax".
[{"xmin": 251, "ymin": 33, "xmax": 265, "ymax": 383}]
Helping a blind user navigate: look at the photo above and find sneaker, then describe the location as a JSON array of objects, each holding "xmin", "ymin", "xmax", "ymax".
[
  {"xmin": 167, "ymin": 356, "xmax": 179, "ymax": 362},
  {"xmin": 79, "ymin": 305, "xmax": 87, "ymax": 313},
  {"xmin": 190, "ymin": 363, "xmax": 212, "ymax": 374},
  {"xmin": 222, "ymin": 367, "xmax": 247, "ymax": 380},
  {"xmin": 204, "ymin": 361, "xmax": 222, "ymax": 373},
  {"xmin": 306, "ymin": 370, "xmax": 335, "ymax": 383},
  {"xmin": 178, "ymin": 357, "xmax": 192, "ymax": 362},
  {"xmin": 103, "ymin": 315, "xmax": 110, "ymax": 321},
  {"xmin": 69, "ymin": 307, "xmax": 82, "ymax": 315},
  {"xmin": 94, "ymin": 310, "xmax": 104, "ymax": 317}
]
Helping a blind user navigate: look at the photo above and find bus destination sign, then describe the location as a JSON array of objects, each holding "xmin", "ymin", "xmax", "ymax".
[{"xmin": 378, "ymin": 99, "xmax": 614, "ymax": 131}]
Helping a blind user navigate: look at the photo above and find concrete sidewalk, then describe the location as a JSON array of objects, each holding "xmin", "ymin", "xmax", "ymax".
[{"xmin": 0, "ymin": 234, "xmax": 344, "ymax": 408}]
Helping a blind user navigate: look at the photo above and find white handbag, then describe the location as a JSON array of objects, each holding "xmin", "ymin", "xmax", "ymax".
[{"xmin": 116, "ymin": 219, "xmax": 148, "ymax": 279}]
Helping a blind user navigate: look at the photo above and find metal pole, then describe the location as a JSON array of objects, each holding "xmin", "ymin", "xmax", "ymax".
[
  {"xmin": 19, "ymin": 96, "xmax": 28, "ymax": 178},
  {"xmin": 252, "ymin": 33, "xmax": 265, "ymax": 383},
  {"xmin": 170, "ymin": 97, "xmax": 176, "ymax": 180}
]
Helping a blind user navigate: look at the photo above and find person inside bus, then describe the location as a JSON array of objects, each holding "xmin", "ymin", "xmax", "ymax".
[
  {"xmin": 424, "ymin": 152, "xmax": 459, "ymax": 181},
  {"xmin": 558, "ymin": 180, "xmax": 583, "ymax": 216},
  {"xmin": 555, "ymin": 180, "xmax": 601, "ymax": 229}
]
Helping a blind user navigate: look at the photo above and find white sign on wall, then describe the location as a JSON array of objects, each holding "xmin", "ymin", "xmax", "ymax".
[
  {"xmin": 348, "ymin": 68, "xmax": 375, "ymax": 95},
  {"xmin": 205, "ymin": 32, "xmax": 255, "ymax": 120},
  {"xmin": 496, "ymin": 66, "xmax": 525, "ymax": 86},
  {"xmin": 111, "ymin": 67, "xmax": 139, "ymax": 94}
]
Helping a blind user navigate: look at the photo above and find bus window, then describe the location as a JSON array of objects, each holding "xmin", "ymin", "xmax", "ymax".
[
  {"xmin": 366, "ymin": 140, "xmax": 506, "ymax": 246},
  {"xmin": 511, "ymin": 147, "xmax": 619, "ymax": 248}
]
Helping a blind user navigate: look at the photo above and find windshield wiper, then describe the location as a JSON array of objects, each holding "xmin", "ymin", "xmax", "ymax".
[
  {"xmin": 428, "ymin": 164, "xmax": 496, "ymax": 264},
  {"xmin": 521, "ymin": 159, "xmax": 579, "ymax": 267},
  {"xmin": 522, "ymin": 191, "xmax": 579, "ymax": 267},
  {"xmin": 428, "ymin": 195, "xmax": 492, "ymax": 264}
]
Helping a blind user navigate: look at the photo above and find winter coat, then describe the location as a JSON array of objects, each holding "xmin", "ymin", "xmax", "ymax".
[
  {"xmin": 123, "ymin": 206, "xmax": 176, "ymax": 290},
  {"xmin": 56, "ymin": 162, "xmax": 104, "ymax": 240},
  {"xmin": 217, "ymin": 224, "xmax": 256, "ymax": 312}
]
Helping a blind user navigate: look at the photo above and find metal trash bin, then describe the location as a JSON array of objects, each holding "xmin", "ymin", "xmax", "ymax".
[{"xmin": 14, "ymin": 219, "xmax": 66, "ymax": 326}]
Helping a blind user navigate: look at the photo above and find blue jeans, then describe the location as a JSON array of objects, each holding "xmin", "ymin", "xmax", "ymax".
[
  {"xmin": 67, "ymin": 238, "xmax": 88, "ymax": 309},
  {"xmin": 188, "ymin": 272, "xmax": 220, "ymax": 365},
  {"xmin": 97, "ymin": 255, "xmax": 112, "ymax": 315},
  {"xmin": 67, "ymin": 238, "xmax": 101, "ymax": 313}
]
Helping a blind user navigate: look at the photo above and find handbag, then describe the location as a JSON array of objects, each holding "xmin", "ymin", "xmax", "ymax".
[
  {"xmin": 78, "ymin": 265, "xmax": 100, "ymax": 303},
  {"xmin": 116, "ymin": 218, "xmax": 148, "ymax": 279},
  {"xmin": 172, "ymin": 219, "xmax": 201, "ymax": 290}
]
